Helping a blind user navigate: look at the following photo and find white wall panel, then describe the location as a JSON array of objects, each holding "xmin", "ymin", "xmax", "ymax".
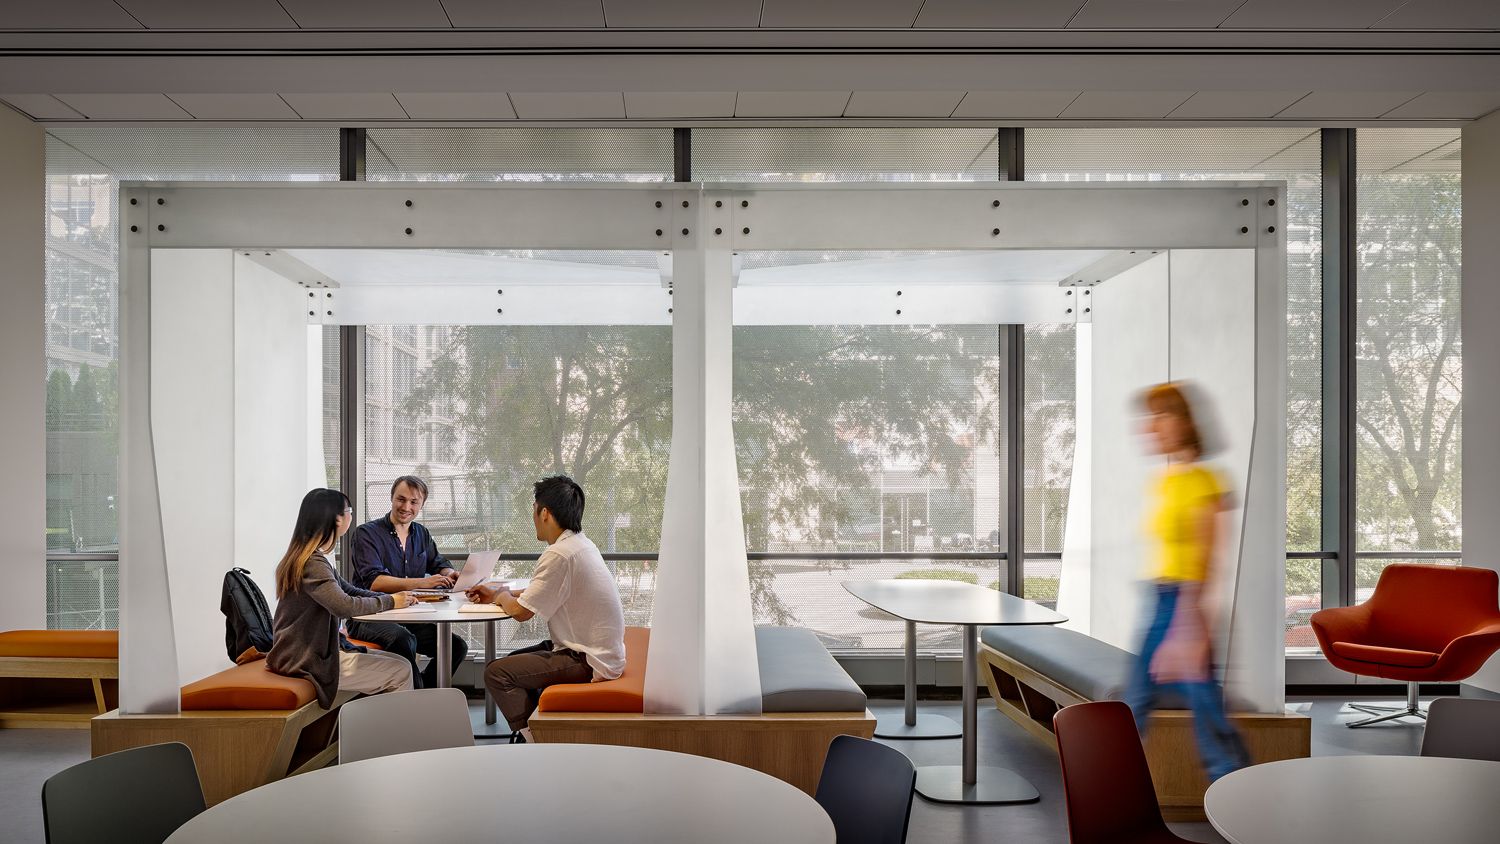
[
  {"xmin": 1056, "ymin": 324, "xmax": 1093, "ymax": 634},
  {"xmin": 1462, "ymin": 109, "xmax": 1500, "ymax": 694},
  {"xmin": 646, "ymin": 243, "xmax": 762, "ymax": 715},
  {"xmin": 0, "ymin": 107, "xmax": 45, "ymax": 631},
  {"xmin": 234, "ymin": 256, "xmax": 315, "ymax": 612},
  {"xmin": 1166, "ymin": 249, "xmax": 1261, "ymax": 704},
  {"xmin": 151, "ymin": 250, "xmax": 235, "ymax": 686},
  {"xmin": 1088, "ymin": 254, "xmax": 1170, "ymax": 651}
]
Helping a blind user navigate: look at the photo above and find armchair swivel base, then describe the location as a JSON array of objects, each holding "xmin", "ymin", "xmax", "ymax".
[{"xmin": 1346, "ymin": 681, "xmax": 1425, "ymax": 728}]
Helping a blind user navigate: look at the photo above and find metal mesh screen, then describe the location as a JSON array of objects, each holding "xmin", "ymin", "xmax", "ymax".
[
  {"xmin": 362, "ymin": 323, "xmax": 671, "ymax": 648},
  {"xmin": 1353, "ymin": 129, "xmax": 1462, "ymax": 597},
  {"xmin": 733, "ymin": 324, "xmax": 1005, "ymax": 652}
]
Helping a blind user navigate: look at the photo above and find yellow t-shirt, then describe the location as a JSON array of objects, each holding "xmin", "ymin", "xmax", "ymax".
[{"xmin": 1147, "ymin": 463, "xmax": 1225, "ymax": 583}]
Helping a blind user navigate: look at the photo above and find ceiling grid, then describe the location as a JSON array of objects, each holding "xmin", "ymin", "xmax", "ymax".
[{"xmin": 1, "ymin": 0, "xmax": 1497, "ymax": 123}]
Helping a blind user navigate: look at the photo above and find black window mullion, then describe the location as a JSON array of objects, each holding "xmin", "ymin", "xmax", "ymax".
[
  {"xmin": 1321, "ymin": 128, "xmax": 1357, "ymax": 610},
  {"xmin": 337, "ymin": 128, "xmax": 366, "ymax": 576}
]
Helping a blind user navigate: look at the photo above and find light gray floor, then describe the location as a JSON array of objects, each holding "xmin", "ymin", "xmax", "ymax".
[{"xmin": 0, "ymin": 695, "xmax": 1430, "ymax": 844}]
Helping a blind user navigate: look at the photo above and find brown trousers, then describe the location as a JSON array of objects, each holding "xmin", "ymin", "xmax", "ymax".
[{"xmin": 484, "ymin": 640, "xmax": 591, "ymax": 731}]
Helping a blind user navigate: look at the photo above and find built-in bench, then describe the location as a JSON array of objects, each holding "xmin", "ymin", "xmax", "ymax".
[
  {"xmin": 0, "ymin": 630, "xmax": 119, "ymax": 728},
  {"xmin": 92, "ymin": 659, "xmax": 349, "ymax": 806},
  {"xmin": 529, "ymin": 626, "xmax": 876, "ymax": 794},
  {"xmin": 980, "ymin": 625, "xmax": 1310, "ymax": 821}
]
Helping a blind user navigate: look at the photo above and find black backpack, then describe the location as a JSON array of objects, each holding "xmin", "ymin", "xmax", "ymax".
[{"xmin": 221, "ymin": 567, "xmax": 274, "ymax": 662}]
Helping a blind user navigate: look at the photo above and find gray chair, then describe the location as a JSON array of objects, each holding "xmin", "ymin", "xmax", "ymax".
[
  {"xmin": 338, "ymin": 687, "xmax": 475, "ymax": 764},
  {"xmin": 814, "ymin": 735, "xmax": 916, "ymax": 844},
  {"xmin": 1420, "ymin": 697, "xmax": 1500, "ymax": 762},
  {"xmin": 43, "ymin": 741, "xmax": 205, "ymax": 844}
]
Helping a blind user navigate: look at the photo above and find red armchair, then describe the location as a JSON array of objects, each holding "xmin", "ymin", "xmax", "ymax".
[{"xmin": 1311, "ymin": 564, "xmax": 1500, "ymax": 727}]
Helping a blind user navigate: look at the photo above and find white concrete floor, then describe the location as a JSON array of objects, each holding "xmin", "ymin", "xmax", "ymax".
[{"xmin": 0, "ymin": 694, "xmax": 1433, "ymax": 844}]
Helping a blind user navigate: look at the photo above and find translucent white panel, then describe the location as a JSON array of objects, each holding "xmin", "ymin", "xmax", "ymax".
[
  {"xmin": 366, "ymin": 128, "xmax": 672, "ymax": 182},
  {"xmin": 694, "ymin": 128, "xmax": 1000, "ymax": 182}
]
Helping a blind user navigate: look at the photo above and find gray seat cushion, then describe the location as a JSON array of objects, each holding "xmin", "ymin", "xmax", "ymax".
[
  {"xmin": 981, "ymin": 624, "xmax": 1136, "ymax": 701},
  {"xmin": 755, "ymin": 626, "xmax": 868, "ymax": 713}
]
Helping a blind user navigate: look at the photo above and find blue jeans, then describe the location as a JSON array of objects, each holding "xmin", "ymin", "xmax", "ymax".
[{"xmin": 1126, "ymin": 582, "xmax": 1249, "ymax": 781}]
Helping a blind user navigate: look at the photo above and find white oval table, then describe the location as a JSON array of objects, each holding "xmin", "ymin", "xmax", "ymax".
[
  {"xmin": 1205, "ymin": 755, "xmax": 1500, "ymax": 844},
  {"xmin": 167, "ymin": 743, "xmax": 835, "ymax": 844}
]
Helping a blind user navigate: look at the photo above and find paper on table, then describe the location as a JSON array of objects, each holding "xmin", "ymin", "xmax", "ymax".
[{"xmin": 458, "ymin": 603, "xmax": 506, "ymax": 614}]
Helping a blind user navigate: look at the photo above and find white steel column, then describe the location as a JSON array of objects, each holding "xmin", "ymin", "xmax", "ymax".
[
  {"xmin": 119, "ymin": 189, "xmax": 181, "ymax": 712},
  {"xmin": 645, "ymin": 192, "xmax": 762, "ymax": 715},
  {"xmin": 0, "ymin": 107, "xmax": 45, "ymax": 631},
  {"xmin": 1463, "ymin": 110, "xmax": 1500, "ymax": 695}
]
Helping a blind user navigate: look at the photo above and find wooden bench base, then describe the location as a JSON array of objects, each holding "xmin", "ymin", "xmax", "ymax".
[
  {"xmin": 980, "ymin": 642, "xmax": 1310, "ymax": 821},
  {"xmin": 0, "ymin": 656, "xmax": 118, "ymax": 729},
  {"xmin": 92, "ymin": 693, "xmax": 351, "ymax": 806},
  {"xmin": 529, "ymin": 710, "xmax": 876, "ymax": 795}
]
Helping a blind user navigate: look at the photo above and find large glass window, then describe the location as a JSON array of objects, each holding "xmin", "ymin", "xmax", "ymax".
[
  {"xmin": 1028, "ymin": 128, "xmax": 1323, "ymax": 649},
  {"xmin": 1355, "ymin": 129, "xmax": 1462, "ymax": 597},
  {"xmin": 734, "ymin": 324, "xmax": 1004, "ymax": 652},
  {"xmin": 44, "ymin": 128, "xmax": 336, "ymax": 629},
  {"xmin": 363, "ymin": 324, "xmax": 670, "ymax": 645},
  {"xmin": 1022, "ymin": 324, "xmax": 1077, "ymax": 608}
]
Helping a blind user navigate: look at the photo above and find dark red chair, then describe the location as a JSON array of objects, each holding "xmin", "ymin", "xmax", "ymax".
[
  {"xmin": 1312, "ymin": 564, "xmax": 1500, "ymax": 727},
  {"xmin": 1053, "ymin": 701, "xmax": 1189, "ymax": 844}
]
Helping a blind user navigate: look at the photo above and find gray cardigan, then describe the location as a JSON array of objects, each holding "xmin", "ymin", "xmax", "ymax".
[{"xmin": 266, "ymin": 552, "xmax": 394, "ymax": 708}]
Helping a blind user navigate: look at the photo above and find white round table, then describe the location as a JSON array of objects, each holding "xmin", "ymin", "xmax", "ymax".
[
  {"xmin": 1205, "ymin": 755, "xmax": 1500, "ymax": 844},
  {"xmin": 167, "ymin": 744, "xmax": 835, "ymax": 844}
]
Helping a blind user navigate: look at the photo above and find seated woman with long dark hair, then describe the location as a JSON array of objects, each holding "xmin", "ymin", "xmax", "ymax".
[{"xmin": 267, "ymin": 488, "xmax": 415, "ymax": 705}]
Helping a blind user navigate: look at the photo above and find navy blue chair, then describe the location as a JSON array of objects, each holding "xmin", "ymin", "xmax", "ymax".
[
  {"xmin": 814, "ymin": 734, "xmax": 916, "ymax": 844},
  {"xmin": 43, "ymin": 742, "xmax": 205, "ymax": 844}
]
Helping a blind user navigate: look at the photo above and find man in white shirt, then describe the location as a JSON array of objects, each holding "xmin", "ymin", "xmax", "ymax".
[{"xmin": 466, "ymin": 475, "xmax": 625, "ymax": 742}]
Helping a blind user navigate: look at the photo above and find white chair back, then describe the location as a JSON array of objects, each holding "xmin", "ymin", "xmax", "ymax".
[{"xmin": 338, "ymin": 688, "xmax": 475, "ymax": 765}]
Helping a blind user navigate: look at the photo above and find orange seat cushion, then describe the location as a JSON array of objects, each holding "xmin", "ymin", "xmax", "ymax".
[
  {"xmin": 347, "ymin": 638, "xmax": 383, "ymax": 651},
  {"xmin": 537, "ymin": 627, "xmax": 649, "ymax": 713},
  {"xmin": 1331, "ymin": 641, "xmax": 1440, "ymax": 669},
  {"xmin": 181, "ymin": 660, "xmax": 317, "ymax": 711},
  {"xmin": 0, "ymin": 629, "xmax": 119, "ymax": 659}
]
